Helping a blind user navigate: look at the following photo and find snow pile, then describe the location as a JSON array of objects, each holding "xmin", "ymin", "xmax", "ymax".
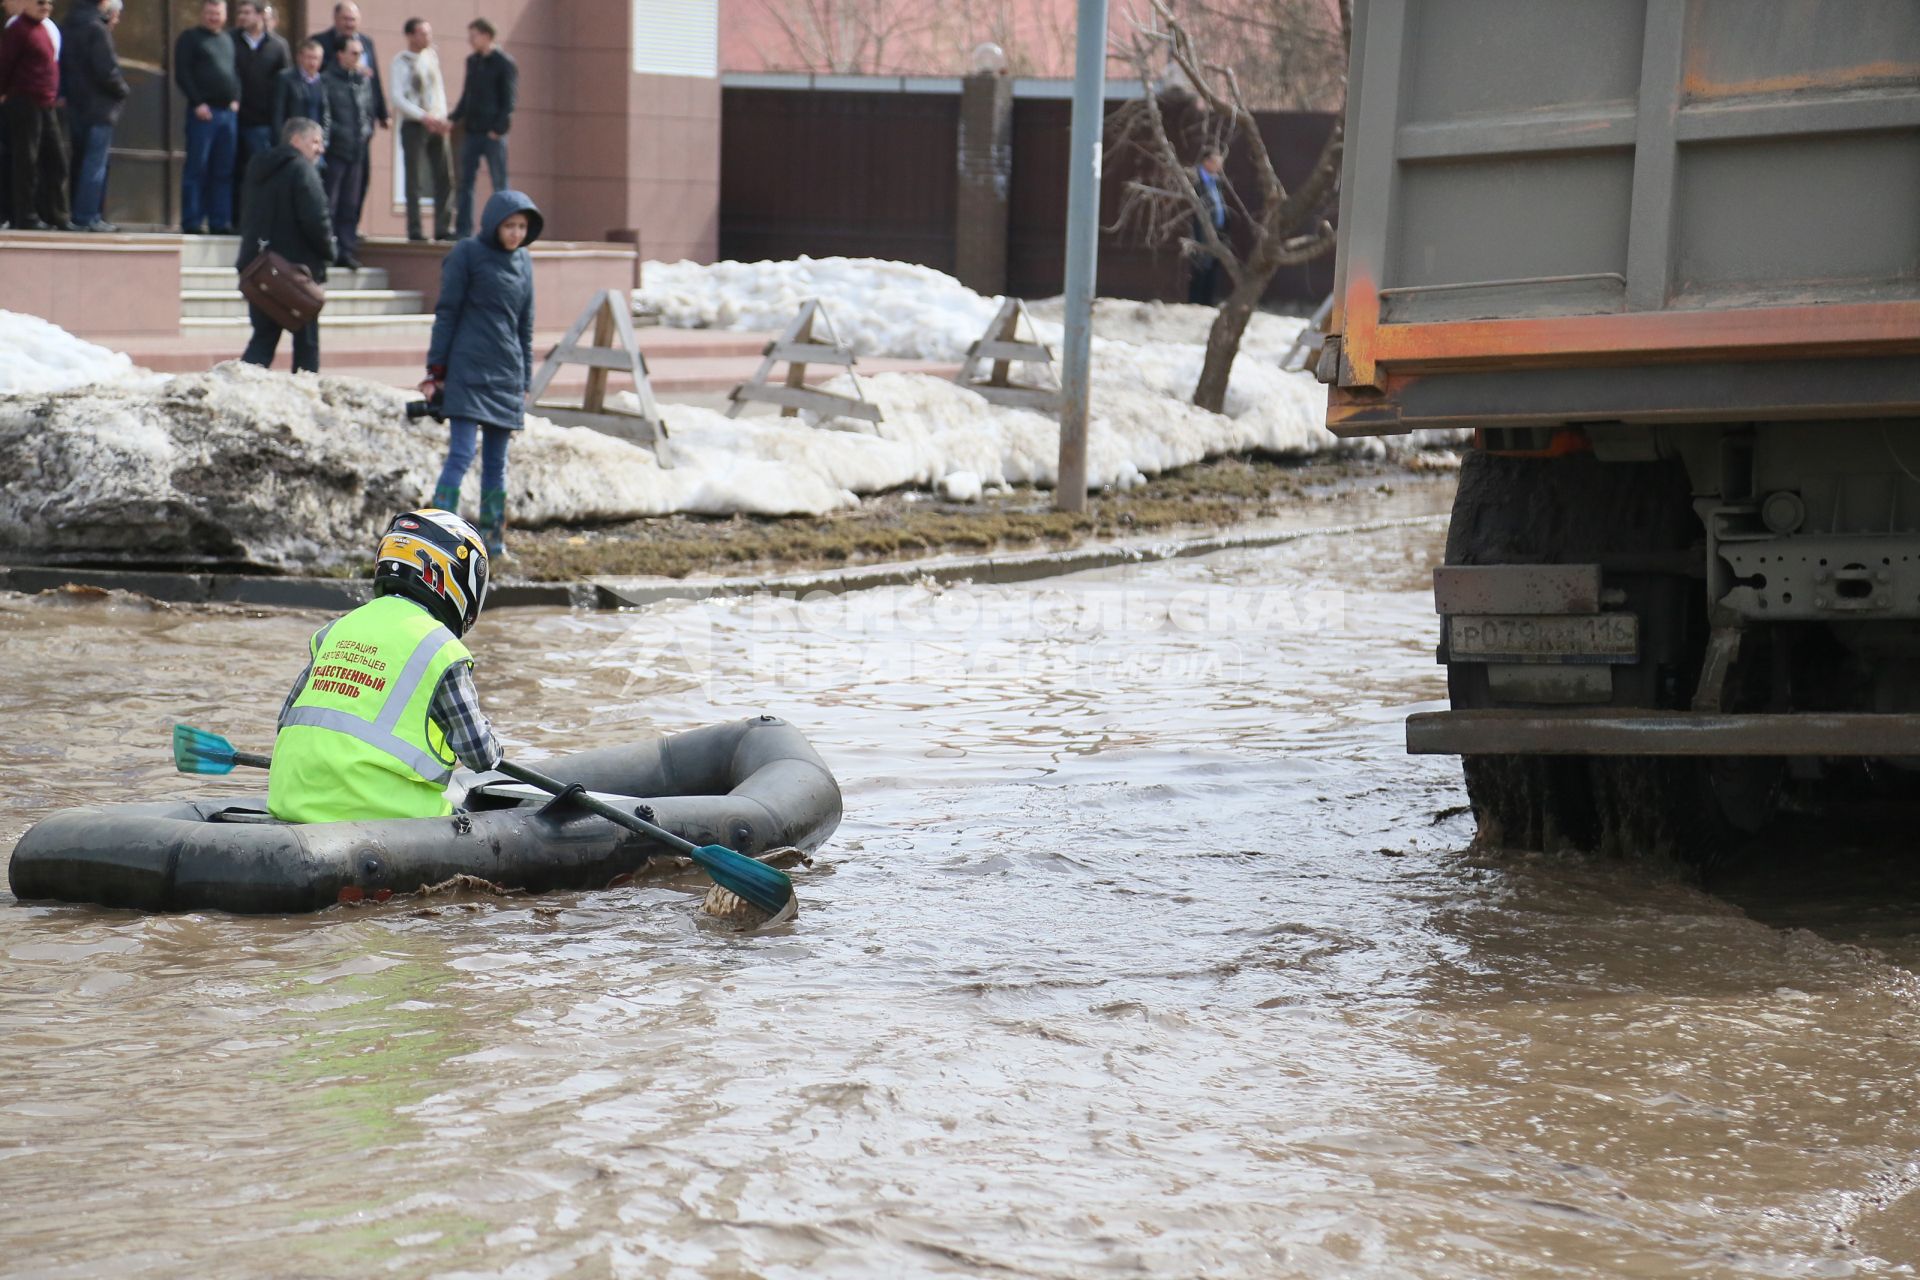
[
  {"xmin": 640, "ymin": 257, "xmax": 999, "ymax": 360},
  {"xmin": 774, "ymin": 361, "xmax": 1325, "ymax": 494},
  {"xmin": 638, "ymin": 256, "xmax": 1382, "ymax": 471},
  {"xmin": 638, "ymin": 256, "xmax": 1315, "ymax": 365},
  {"xmin": 0, "ymin": 363, "xmax": 864, "ymax": 570},
  {"xmin": 0, "ymin": 310, "xmax": 160, "ymax": 396},
  {"xmin": 0, "ymin": 255, "xmax": 1446, "ymax": 568}
]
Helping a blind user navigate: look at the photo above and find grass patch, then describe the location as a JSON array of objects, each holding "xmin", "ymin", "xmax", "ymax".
[{"xmin": 505, "ymin": 454, "xmax": 1434, "ymax": 583}]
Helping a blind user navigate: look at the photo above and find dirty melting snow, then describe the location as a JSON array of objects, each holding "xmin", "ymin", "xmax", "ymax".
[
  {"xmin": 639, "ymin": 256, "xmax": 1440, "ymax": 489},
  {"xmin": 0, "ymin": 364, "xmax": 859, "ymax": 569},
  {"xmin": 5, "ymin": 259, "xmax": 1447, "ymax": 567}
]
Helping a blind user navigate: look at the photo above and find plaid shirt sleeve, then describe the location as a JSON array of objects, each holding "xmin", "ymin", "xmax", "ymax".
[
  {"xmin": 430, "ymin": 660, "xmax": 503, "ymax": 771},
  {"xmin": 278, "ymin": 667, "xmax": 308, "ymax": 727}
]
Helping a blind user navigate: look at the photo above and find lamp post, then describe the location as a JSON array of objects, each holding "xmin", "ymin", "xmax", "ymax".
[{"xmin": 1055, "ymin": 0, "xmax": 1109, "ymax": 513}]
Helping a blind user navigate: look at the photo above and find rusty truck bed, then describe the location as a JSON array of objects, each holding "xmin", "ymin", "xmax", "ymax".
[{"xmin": 1322, "ymin": 0, "xmax": 1920, "ymax": 435}]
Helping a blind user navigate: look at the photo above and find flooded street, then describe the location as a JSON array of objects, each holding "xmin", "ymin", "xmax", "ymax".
[{"xmin": 6, "ymin": 494, "xmax": 1920, "ymax": 1278}]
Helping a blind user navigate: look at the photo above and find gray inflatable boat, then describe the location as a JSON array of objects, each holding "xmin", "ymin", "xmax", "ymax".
[{"xmin": 8, "ymin": 715, "xmax": 841, "ymax": 915}]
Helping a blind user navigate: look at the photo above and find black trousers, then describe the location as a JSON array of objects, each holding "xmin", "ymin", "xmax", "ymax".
[
  {"xmin": 323, "ymin": 151, "xmax": 367, "ymax": 258},
  {"xmin": 241, "ymin": 301, "xmax": 320, "ymax": 373},
  {"xmin": 1187, "ymin": 253, "xmax": 1221, "ymax": 306},
  {"xmin": 5, "ymin": 99, "xmax": 70, "ymax": 228}
]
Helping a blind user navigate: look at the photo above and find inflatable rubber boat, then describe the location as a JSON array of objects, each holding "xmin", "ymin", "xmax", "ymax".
[{"xmin": 8, "ymin": 716, "xmax": 841, "ymax": 914}]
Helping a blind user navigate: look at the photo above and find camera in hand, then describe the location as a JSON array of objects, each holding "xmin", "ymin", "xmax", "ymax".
[{"xmin": 405, "ymin": 390, "xmax": 447, "ymax": 423}]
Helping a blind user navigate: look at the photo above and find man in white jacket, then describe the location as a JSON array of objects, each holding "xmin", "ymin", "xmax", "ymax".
[{"xmin": 389, "ymin": 15, "xmax": 451, "ymax": 241}]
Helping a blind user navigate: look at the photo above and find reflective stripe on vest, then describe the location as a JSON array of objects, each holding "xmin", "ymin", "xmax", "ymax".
[
  {"xmin": 280, "ymin": 620, "xmax": 464, "ymax": 784},
  {"xmin": 268, "ymin": 595, "xmax": 474, "ymax": 823}
]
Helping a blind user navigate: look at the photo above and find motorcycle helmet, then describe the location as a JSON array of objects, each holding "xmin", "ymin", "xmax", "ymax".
[{"xmin": 372, "ymin": 508, "xmax": 490, "ymax": 636}]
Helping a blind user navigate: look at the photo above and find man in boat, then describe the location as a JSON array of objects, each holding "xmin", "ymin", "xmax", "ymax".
[{"xmin": 268, "ymin": 508, "xmax": 503, "ymax": 823}]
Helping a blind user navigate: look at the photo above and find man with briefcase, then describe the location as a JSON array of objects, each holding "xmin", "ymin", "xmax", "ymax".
[{"xmin": 235, "ymin": 116, "xmax": 331, "ymax": 373}]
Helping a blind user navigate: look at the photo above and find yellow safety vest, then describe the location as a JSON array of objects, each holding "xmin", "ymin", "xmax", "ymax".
[{"xmin": 267, "ymin": 595, "xmax": 473, "ymax": 824}]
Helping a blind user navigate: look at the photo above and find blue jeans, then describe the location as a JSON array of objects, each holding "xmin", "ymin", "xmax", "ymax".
[
  {"xmin": 182, "ymin": 108, "xmax": 237, "ymax": 231},
  {"xmin": 437, "ymin": 418, "xmax": 513, "ymax": 493},
  {"xmin": 455, "ymin": 134, "xmax": 508, "ymax": 238},
  {"xmin": 69, "ymin": 123, "xmax": 113, "ymax": 226}
]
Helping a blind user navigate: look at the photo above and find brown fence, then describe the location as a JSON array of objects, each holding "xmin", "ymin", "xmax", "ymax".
[
  {"xmin": 720, "ymin": 89, "xmax": 962, "ymax": 272},
  {"xmin": 721, "ymin": 86, "xmax": 1337, "ymax": 306}
]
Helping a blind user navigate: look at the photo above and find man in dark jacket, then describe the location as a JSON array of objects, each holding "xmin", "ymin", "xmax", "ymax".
[
  {"xmin": 319, "ymin": 34, "xmax": 373, "ymax": 268},
  {"xmin": 230, "ymin": 0, "xmax": 290, "ymax": 219},
  {"xmin": 174, "ymin": 0, "xmax": 240, "ymax": 233},
  {"xmin": 237, "ymin": 116, "xmax": 331, "ymax": 373},
  {"xmin": 59, "ymin": 0, "xmax": 128, "ymax": 231},
  {"xmin": 309, "ymin": 2, "xmax": 384, "ymax": 212},
  {"xmin": 449, "ymin": 18, "xmax": 515, "ymax": 240},
  {"xmin": 0, "ymin": 0, "xmax": 69, "ymax": 230},
  {"xmin": 272, "ymin": 37, "xmax": 330, "ymax": 145}
]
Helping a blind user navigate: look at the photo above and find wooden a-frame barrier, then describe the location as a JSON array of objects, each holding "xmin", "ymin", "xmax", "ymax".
[
  {"xmin": 725, "ymin": 298, "xmax": 882, "ymax": 424},
  {"xmin": 528, "ymin": 289, "xmax": 672, "ymax": 466},
  {"xmin": 954, "ymin": 297, "xmax": 1060, "ymax": 414}
]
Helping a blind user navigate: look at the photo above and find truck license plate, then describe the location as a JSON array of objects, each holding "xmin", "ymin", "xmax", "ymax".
[{"xmin": 1448, "ymin": 613, "xmax": 1639, "ymax": 663}]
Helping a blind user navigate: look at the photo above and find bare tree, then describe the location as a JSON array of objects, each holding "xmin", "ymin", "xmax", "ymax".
[
  {"xmin": 748, "ymin": 0, "xmax": 1083, "ymax": 77},
  {"xmin": 1174, "ymin": 0, "xmax": 1348, "ymax": 111},
  {"xmin": 750, "ymin": 0, "xmax": 946, "ymax": 74},
  {"xmin": 1108, "ymin": 0, "xmax": 1350, "ymax": 413}
]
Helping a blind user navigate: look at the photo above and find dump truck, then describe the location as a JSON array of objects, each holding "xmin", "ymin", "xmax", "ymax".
[{"xmin": 1319, "ymin": 0, "xmax": 1920, "ymax": 855}]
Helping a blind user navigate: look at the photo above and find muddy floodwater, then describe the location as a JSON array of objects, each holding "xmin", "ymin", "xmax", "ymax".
[{"xmin": 6, "ymin": 491, "xmax": 1920, "ymax": 1277}]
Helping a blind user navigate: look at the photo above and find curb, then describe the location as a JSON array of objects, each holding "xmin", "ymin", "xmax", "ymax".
[
  {"xmin": 0, "ymin": 565, "xmax": 588, "ymax": 611},
  {"xmin": 588, "ymin": 513, "xmax": 1451, "ymax": 608},
  {"xmin": 0, "ymin": 513, "xmax": 1448, "ymax": 614}
]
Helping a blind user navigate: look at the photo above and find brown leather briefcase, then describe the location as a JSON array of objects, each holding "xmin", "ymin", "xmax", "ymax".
[{"xmin": 238, "ymin": 248, "xmax": 327, "ymax": 332}]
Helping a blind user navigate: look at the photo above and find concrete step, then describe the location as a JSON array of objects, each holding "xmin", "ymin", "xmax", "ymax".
[
  {"xmin": 179, "ymin": 234, "xmax": 244, "ymax": 268},
  {"xmin": 181, "ymin": 288, "xmax": 428, "ymax": 320},
  {"xmin": 182, "ymin": 265, "xmax": 391, "ymax": 291}
]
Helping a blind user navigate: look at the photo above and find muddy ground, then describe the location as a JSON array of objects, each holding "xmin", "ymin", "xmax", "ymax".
[{"xmin": 499, "ymin": 453, "xmax": 1461, "ymax": 583}]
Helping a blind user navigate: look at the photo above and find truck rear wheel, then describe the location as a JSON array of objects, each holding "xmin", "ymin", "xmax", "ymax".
[{"xmin": 1444, "ymin": 449, "xmax": 1734, "ymax": 864}]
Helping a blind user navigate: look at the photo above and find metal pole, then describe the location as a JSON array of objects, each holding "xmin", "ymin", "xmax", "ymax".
[{"xmin": 1055, "ymin": 0, "xmax": 1109, "ymax": 513}]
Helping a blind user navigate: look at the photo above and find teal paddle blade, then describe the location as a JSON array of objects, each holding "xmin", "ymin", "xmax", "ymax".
[
  {"xmin": 173, "ymin": 723, "xmax": 238, "ymax": 775},
  {"xmin": 690, "ymin": 845, "xmax": 795, "ymax": 918}
]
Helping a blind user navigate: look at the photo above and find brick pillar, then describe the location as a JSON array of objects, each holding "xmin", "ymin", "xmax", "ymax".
[{"xmin": 954, "ymin": 70, "xmax": 1013, "ymax": 296}]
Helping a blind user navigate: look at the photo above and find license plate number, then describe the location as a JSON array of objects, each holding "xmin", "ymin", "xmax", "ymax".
[{"xmin": 1448, "ymin": 613, "xmax": 1639, "ymax": 663}]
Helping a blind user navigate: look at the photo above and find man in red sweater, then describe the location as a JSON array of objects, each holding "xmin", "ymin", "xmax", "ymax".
[{"xmin": 0, "ymin": 0, "xmax": 70, "ymax": 230}]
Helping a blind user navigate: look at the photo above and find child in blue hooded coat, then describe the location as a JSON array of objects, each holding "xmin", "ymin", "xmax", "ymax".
[{"xmin": 423, "ymin": 188, "xmax": 543, "ymax": 556}]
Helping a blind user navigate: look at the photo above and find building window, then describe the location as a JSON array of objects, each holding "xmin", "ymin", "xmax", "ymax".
[{"xmin": 633, "ymin": 0, "xmax": 718, "ymax": 78}]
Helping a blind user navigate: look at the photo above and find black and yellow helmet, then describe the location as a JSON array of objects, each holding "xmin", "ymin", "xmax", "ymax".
[{"xmin": 372, "ymin": 509, "xmax": 490, "ymax": 635}]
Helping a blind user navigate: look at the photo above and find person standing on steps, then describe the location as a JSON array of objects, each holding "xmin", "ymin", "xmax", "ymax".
[
  {"xmin": 422, "ymin": 189, "xmax": 541, "ymax": 559},
  {"xmin": 230, "ymin": 0, "xmax": 289, "ymax": 222},
  {"xmin": 60, "ymin": 0, "xmax": 128, "ymax": 232},
  {"xmin": 308, "ymin": 2, "xmax": 384, "ymax": 216},
  {"xmin": 1, "ymin": 0, "xmax": 64, "ymax": 229},
  {"xmin": 272, "ymin": 37, "xmax": 329, "ymax": 155},
  {"xmin": 448, "ymin": 18, "xmax": 514, "ymax": 241},
  {"xmin": 390, "ymin": 17, "xmax": 452, "ymax": 242},
  {"xmin": 0, "ymin": 0, "xmax": 71, "ymax": 232},
  {"xmin": 319, "ymin": 33, "xmax": 373, "ymax": 268},
  {"xmin": 236, "ymin": 116, "xmax": 330, "ymax": 374},
  {"xmin": 173, "ymin": 0, "xmax": 240, "ymax": 235}
]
